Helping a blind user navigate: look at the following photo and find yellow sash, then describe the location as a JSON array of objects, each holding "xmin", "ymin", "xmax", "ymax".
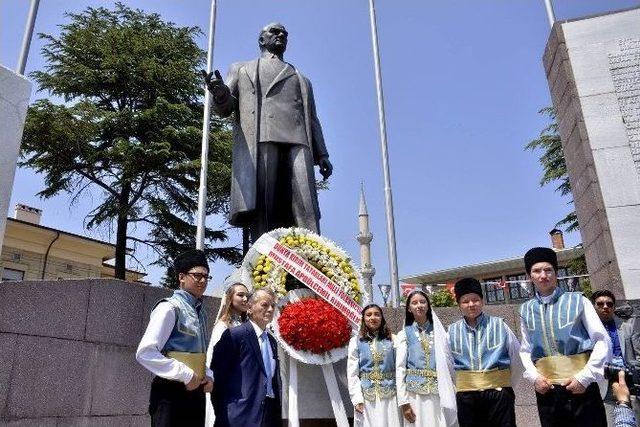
[
  {"xmin": 456, "ymin": 368, "xmax": 512, "ymax": 392},
  {"xmin": 167, "ymin": 351, "xmax": 206, "ymax": 379},
  {"xmin": 534, "ymin": 352, "xmax": 590, "ymax": 384}
]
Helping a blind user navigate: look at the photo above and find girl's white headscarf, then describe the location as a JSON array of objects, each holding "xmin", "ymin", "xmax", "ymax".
[{"xmin": 432, "ymin": 309, "xmax": 458, "ymax": 427}]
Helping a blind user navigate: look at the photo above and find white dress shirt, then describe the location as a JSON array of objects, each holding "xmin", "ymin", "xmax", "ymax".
[
  {"xmin": 136, "ymin": 301, "xmax": 213, "ymax": 384},
  {"xmin": 519, "ymin": 294, "xmax": 611, "ymax": 387}
]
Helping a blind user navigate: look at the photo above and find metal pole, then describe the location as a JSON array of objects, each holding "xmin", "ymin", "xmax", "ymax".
[
  {"xmin": 16, "ymin": 0, "xmax": 40, "ymax": 75},
  {"xmin": 543, "ymin": 0, "xmax": 556, "ymax": 28},
  {"xmin": 368, "ymin": 0, "xmax": 400, "ymax": 307},
  {"xmin": 196, "ymin": 0, "xmax": 218, "ymax": 250}
]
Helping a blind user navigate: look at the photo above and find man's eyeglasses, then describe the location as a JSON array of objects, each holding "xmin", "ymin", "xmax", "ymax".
[
  {"xmin": 187, "ymin": 272, "xmax": 212, "ymax": 282},
  {"xmin": 596, "ymin": 301, "xmax": 614, "ymax": 308}
]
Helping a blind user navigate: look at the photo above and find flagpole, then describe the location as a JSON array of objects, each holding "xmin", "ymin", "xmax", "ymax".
[
  {"xmin": 368, "ymin": 0, "xmax": 400, "ymax": 307},
  {"xmin": 543, "ymin": 0, "xmax": 556, "ymax": 28},
  {"xmin": 16, "ymin": 0, "xmax": 40, "ymax": 75},
  {"xmin": 196, "ymin": 0, "xmax": 218, "ymax": 250}
]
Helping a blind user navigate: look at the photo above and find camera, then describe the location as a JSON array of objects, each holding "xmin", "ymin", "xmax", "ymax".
[{"xmin": 604, "ymin": 363, "xmax": 640, "ymax": 395}]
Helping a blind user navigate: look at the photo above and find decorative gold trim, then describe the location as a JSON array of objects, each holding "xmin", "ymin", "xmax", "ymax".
[
  {"xmin": 535, "ymin": 352, "xmax": 589, "ymax": 384},
  {"xmin": 406, "ymin": 368, "xmax": 438, "ymax": 378},
  {"xmin": 361, "ymin": 371, "xmax": 395, "ymax": 381},
  {"xmin": 455, "ymin": 368, "xmax": 511, "ymax": 392}
]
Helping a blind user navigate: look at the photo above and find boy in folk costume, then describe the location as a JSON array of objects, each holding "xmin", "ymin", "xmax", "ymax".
[
  {"xmin": 519, "ymin": 247, "xmax": 611, "ymax": 427},
  {"xmin": 448, "ymin": 278, "xmax": 523, "ymax": 427},
  {"xmin": 136, "ymin": 249, "xmax": 214, "ymax": 426}
]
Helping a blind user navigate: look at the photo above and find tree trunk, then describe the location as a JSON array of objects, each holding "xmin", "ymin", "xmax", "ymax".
[{"xmin": 114, "ymin": 184, "xmax": 131, "ymax": 280}]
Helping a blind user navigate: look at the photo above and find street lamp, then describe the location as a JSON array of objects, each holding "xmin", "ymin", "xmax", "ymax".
[{"xmin": 378, "ymin": 284, "xmax": 392, "ymax": 307}]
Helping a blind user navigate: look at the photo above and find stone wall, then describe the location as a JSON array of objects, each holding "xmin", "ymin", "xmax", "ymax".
[
  {"xmin": 543, "ymin": 7, "xmax": 640, "ymax": 299},
  {"xmin": 0, "ymin": 280, "xmax": 539, "ymax": 426},
  {"xmin": 0, "ymin": 279, "xmax": 192, "ymax": 425}
]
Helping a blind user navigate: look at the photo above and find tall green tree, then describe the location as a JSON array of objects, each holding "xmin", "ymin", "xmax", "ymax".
[
  {"xmin": 525, "ymin": 107, "xmax": 579, "ymax": 232},
  {"xmin": 21, "ymin": 3, "xmax": 241, "ymax": 279}
]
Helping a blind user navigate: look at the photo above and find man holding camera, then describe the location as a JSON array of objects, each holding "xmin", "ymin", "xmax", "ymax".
[
  {"xmin": 592, "ymin": 289, "xmax": 640, "ymax": 424},
  {"xmin": 612, "ymin": 370, "xmax": 638, "ymax": 427}
]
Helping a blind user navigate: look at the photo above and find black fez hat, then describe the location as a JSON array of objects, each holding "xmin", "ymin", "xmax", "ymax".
[
  {"xmin": 524, "ymin": 247, "xmax": 558, "ymax": 274},
  {"xmin": 454, "ymin": 277, "xmax": 483, "ymax": 302},
  {"xmin": 174, "ymin": 249, "xmax": 209, "ymax": 276}
]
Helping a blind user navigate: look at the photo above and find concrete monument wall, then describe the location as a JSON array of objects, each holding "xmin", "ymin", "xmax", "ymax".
[
  {"xmin": 0, "ymin": 280, "xmax": 352, "ymax": 426},
  {"xmin": 543, "ymin": 7, "xmax": 640, "ymax": 298},
  {"xmin": 0, "ymin": 65, "xmax": 32, "ymax": 250},
  {"xmin": 0, "ymin": 279, "xmax": 539, "ymax": 426}
]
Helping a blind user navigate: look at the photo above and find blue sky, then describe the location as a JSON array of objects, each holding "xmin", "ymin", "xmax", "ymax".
[{"xmin": 2, "ymin": 0, "xmax": 639, "ymax": 300}]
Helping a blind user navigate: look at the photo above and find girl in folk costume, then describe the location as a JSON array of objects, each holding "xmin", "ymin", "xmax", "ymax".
[
  {"xmin": 204, "ymin": 268, "xmax": 250, "ymax": 427},
  {"xmin": 396, "ymin": 290, "xmax": 457, "ymax": 427},
  {"xmin": 347, "ymin": 304, "xmax": 402, "ymax": 427}
]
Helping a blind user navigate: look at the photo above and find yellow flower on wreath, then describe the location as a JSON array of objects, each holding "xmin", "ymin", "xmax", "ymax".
[{"xmin": 251, "ymin": 230, "xmax": 363, "ymax": 304}]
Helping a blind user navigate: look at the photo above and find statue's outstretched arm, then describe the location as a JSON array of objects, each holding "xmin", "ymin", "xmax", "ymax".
[{"xmin": 202, "ymin": 67, "xmax": 237, "ymax": 118}]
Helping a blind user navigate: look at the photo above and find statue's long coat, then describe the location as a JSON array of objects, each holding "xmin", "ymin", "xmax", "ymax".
[{"xmin": 212, "ymin": 58, "xmax": 329, "ymax": 228}]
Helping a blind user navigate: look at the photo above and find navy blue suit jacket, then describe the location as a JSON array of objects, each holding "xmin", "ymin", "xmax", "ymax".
[{"xmin": 211, "ymin": 321, "xmax": 282, "ymax": 427}]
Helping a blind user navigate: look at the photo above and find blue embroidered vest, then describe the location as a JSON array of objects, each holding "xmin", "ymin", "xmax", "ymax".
[
  {"xmin": 404, "ymin": 323, "xmax": 438, "ymax": 394},
  {"xmin": 519, "ymin": 288, "xmax": 593, "ymax": 361},
  {"xmin": 357, "ymin": 338, "xmax": 396, "ymax": 401},
  {"xmin": 448, "ymin": 313, "xmax": 511, "ymax": 372},
  {"xmin": 157, "ymin": 290, "xmax": 209, "ymax": 354}
]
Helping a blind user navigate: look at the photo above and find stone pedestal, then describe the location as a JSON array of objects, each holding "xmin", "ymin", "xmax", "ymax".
[
  {"xmin": 544, "ymin": 7, "xmax": 640, "ymax": 299},
  {"xmin": 0, "ymin": 65, "xmax": 32, "ymax": 249}
]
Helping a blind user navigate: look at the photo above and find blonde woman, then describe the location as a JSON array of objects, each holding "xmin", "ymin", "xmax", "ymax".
[
  {"xmin": 396, "ymin": 290, "xmax": 457, "ymax": 427},
  {"xmin": 205, "ymin": 270, "xmax": 250, "ymax": 427}
]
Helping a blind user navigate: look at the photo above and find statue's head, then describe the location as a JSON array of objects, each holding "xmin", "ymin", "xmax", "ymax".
[{"xmin": 259, "ymin": 23, "xmax": 288, "ymax": 55}]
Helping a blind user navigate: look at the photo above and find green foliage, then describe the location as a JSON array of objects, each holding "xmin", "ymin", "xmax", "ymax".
[
  {"xmin": 525, "ymin": 107, "xmax": 579, "ymax": 232},
  {"xmin": 21, "ymin": 3, "xmax": 241, "ymax": 280},
  {"xmin": 566, "ymin": 254, "xmax": 592, "ymax": 298},
  {"xmin": 430, "ymin": 289, "xmax": 457, "ymax": 307},
  {"xmin": 567, "ymin": 254, "xmax": 588, "ymax": 275},
  {"xmin": 579, "ymin": 278, "xmax": 593, "ymax": 299}
]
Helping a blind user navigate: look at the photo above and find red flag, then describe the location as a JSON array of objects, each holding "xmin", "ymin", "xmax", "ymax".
[
  {"xmin": 400, "ymin": 283, "xmax": 417, "ymax": 296},
  {"xmin": 446, "ymin": 282, "xmax": 456, "ymax": 298}
]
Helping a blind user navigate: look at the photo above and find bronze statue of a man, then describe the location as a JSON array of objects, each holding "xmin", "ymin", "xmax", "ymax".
[{"xmin": 204, "ymin": 23, "xmax": 332, "ymax": 242}]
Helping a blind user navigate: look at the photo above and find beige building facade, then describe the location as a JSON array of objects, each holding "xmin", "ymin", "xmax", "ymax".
[{"xmin": 1, "ymin": 204, "xmax": 146, "ymax": 283}]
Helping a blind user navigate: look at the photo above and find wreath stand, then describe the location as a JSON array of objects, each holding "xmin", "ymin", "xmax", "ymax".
[
  {"xmin": 275, "ymin": 290, "xmax": 350, "ymax": 427},
  {"xmin": 246, "ymin": 230, "xmax": 367, "ymax": 427}
]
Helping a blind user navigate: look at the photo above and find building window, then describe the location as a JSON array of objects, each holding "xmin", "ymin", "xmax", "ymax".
[
  {"xmin": 12, "ymin": 252, "xmax": 21, "ymax": 262},
  {"xmin": 483, "ymin": 277, "xmax": 505, "ymax": 304},
  {"xmin": 506, "ymin": 273, "xmax": 530, "ymax": 300},
  {"xmin": 2, "ymin": 268, "xmax": 25, "ymax": 282}
]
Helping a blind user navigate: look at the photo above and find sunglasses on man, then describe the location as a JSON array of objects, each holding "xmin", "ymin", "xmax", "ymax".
[{"xmin": 596, "ymin": 301, "xmax": 614, "ymax": 308}]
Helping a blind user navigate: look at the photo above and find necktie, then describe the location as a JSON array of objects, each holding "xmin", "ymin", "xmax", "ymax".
[{"xmin": 261, "ymin": 331, "xmax": 274, "ymax": 397}]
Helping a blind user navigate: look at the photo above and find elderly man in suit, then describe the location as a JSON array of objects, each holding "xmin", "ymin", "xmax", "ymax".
[
  {"xmin": 211, "ymin": 289, "xmax": 281, "ymax": 427},
  {"xmin": 203, "ymin": 23, "xmax": 333, "ymax": 242}
]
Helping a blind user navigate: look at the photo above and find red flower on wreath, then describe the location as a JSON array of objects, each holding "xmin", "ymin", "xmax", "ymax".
[{"xmin": 278, "ymin": 298, "xmax": 352, "ymax": 354}]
